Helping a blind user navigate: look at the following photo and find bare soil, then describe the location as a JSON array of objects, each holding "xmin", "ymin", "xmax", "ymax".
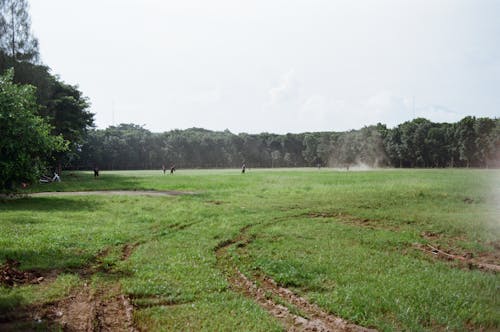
[
  {"xmin": 121, "ymin": 243, "xmax": 140, "ymax": 261},
  {"xmin": 0, "ymin": 243, "xmax": 140, "ymax": 331},
  {"xmin": 0, "ymin": 259, "xmax": 44, "ymax": 287},
  {"xmin": 414, "ymin": 243, "xmax": 500, "ymax": 272},
  {"xmin": 46, "ymin": 283, "xmax": 136, "ymax": 332}
]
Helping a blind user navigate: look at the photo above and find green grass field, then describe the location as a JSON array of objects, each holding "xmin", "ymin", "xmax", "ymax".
[{"xmin": 1, "ymin": 169, "xmax": 499, "ymax": 331}]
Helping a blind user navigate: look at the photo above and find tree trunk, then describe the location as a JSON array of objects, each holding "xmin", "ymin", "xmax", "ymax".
[{"xmin": 11, "ymin": 3, "xmax": 15, "ymax": 62}]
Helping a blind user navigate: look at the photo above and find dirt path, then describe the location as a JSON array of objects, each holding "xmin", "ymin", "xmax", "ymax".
[
  {"xmin": 414, "ymin": 243, "xmax": 500, "ymax": 272},
  {"xmin": 215, "ymin": 226, "xmax": 375, "ymax": 332},
  {"xmin": 45, "ymin": 282, "xmax": 136, "ymax": 332},
  {"xmin": 30, "ymin": 190, "xmax": 195, "ymax": 197},
  {"xmin": 0, "ymin": 242, "xmax": 140, "ymax": 331}
]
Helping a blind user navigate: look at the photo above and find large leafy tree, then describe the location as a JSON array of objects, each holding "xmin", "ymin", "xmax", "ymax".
[
  {"xmin": 0, "ymin": 56, "xmax": 94, "ymax": 170},
  {"xmin": 44, "ymin": 78, "xmax": 93, "ymax": 169},
  {"xmin": 0, "ymin": 69, "xmax": 67, "ymax": 192}
]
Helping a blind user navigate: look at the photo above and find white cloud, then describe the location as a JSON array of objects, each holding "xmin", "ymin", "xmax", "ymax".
[
  {"xmin": 30, "ymin": 0, "xmax": 500, "ymax": 133},
  {"xmin": 363, "ymin": 91, "xmax": 412, "ymax": 126},
  {"xmin": 268, "ymin": 69, "xmax": 298, "ymax": 105},
  {"xmin": 170, "ymin": 87, "xmax": 222, "ymax": 105},
  {"xmin": 416, "ymin": 105, "xmax": 462, "ymax": 123}
]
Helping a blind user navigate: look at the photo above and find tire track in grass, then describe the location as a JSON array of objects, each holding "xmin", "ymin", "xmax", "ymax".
[
  {"xmin": 306, "ymin": 210, "xmax": 500, "ymax": 273},
  {"xmin": 414, "ymin": 243, "xmax": 500, "ymax": 272},
  {"xmin": 47, "ymin": 282, "xmax": 136, "ymax": 332},
  {"xmin": 215, "ymin": 225, "xmax": 376, "ymax": 332},
  {"xmin": 46, "ymin": 242, "xmax": 139, "ymax": 331}
]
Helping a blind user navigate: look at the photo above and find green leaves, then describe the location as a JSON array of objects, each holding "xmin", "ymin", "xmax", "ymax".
[{"xmin": 0, "ymin": 69, "xmax": 68, "ymax": 192}]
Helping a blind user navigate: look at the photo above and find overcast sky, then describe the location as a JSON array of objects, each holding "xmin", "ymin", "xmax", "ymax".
[{"xmin": 30, "ymin": 0, "xmax": 499, "ymax": 134}]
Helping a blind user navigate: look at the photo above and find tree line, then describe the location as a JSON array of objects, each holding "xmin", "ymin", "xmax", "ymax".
[{"xmin": 76, "ymin": 117, "xmax": 499, "ymax": 170}]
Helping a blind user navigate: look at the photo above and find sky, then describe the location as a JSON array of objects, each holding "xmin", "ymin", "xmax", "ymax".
[{"xmin": 30, "ymin": 0, "xmax": 500, "ymax": 134}]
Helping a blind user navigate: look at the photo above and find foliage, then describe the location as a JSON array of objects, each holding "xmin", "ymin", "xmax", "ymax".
[
  {"xmin": 77, "ymin": 117, "xmax": 499, "ymax": 170},
  {"xmin": 0, "ymin": 69, "xmax": 67, "ymax": 192},
  {"xmin": 0, "ymin": 1, "xmax": 93, "ymax": 170},
  {"xmin": 0, "ymin": 0, "xmax": 39, "ymax": 63}
]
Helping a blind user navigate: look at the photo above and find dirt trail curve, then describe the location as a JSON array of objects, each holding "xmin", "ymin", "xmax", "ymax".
[
  {"xmin": 29, "ymin": 190, "xmax": 195, "ymax": 197},
  {"xmin": 215, "ymin": 226, "xmax": 376, "ymax": 332}
]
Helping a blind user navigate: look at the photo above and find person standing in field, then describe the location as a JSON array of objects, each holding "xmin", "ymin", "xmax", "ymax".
[
  {"xmin": 241, "ymin": 163, "xmax": 246, "ymax": 174},
  {"xmin": 52, "ymin": 172, "xmax": 61, "ymax": 182},
  {"xmin": 162, "ymin": 164, "xmax": 166, "ymax": 174},
  {"xmin": 94, "ymin": 166, "xmax": 99, "ymax": 178},
  {"xmin": 170, "ymin": 164, "xmax": 176, "ymax": 174}
]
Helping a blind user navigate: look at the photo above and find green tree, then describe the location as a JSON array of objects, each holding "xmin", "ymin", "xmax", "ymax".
[
  {"xmin": 425, "ymin": 126, "xmax": 448, "ymax": 167},
  {"xmin": 474, "ymin": 117, "xmax": 496, "ymax": 167},
  {"xmin": 302, "ymin": 134, "xmax": 319, "ymax": 165},
  {"xmin": 384, "ymin": 127, "xmax": 403, "ymax": 167},
  {"xmin": 0, "ymin": 0, "xmax": 39, "ymax": 63},
  {"xmin": 457, "ymin": 116, "xmax": 477, "ymax": 167},
  {"xmin": 0, "ymin": 69, "xmax": 67, "ymax": 192},
  {"xmin": 0, "ymin": 1, "xmax": 93, "ymax": 171}
]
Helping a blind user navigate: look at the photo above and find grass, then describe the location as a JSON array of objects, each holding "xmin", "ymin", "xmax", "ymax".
[{"xmin": 0, "ymin": 168, "xmax": 499, "ymax": 331}]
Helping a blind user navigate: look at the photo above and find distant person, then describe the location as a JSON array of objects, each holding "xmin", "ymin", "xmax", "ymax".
[
  {"xmin": 170, "ymin": 164, "xmax": 176, "ymax": 174},
  {"xmin": 162, "ymin": 164, "xmax": 166, "ymax": 174},
  {"xmin": 94, "ymin": 166, "xmax": 99, "ymax": 178},
  {"xmin": 241, "ymin": 163, "xmax": 246, "ymax": 174},
  {"xmin": 52, "ymin": 172, "xmax": 61, "ymax": 182}
]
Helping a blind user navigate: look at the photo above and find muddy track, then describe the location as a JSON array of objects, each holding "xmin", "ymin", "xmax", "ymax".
[
  {"xmin": 215, "ymin": 225, "xmax": 375, "ymax": 332},
  {"xmin": 0, "ymin": 242, "xmax": 140, "ymax": 331},
  {"xmin": 414, "ymin": 243, "xmax": 500, "ymax": 272},
  {"xmin": 39, "ymin": 283, "xmax": 136, "ymax": 332},
  {"xmin": 304, "ymin": 211, "xmax": 500, "ymax": 273},
  {"xmin": 48, "ymin": 242, "xmax": 139, "ymax": 331}
]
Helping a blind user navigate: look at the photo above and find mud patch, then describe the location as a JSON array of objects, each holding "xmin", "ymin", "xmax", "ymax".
[
  {"xmin": 414, "ymin": 243, "xmax": 500, "ymax": 272},
  {"xmin": 307, "ymin": 212, "xmax": 341, "ymax": 219},
  {"xmin": 32, "ymin": 283, "xmax": 136, "ymax": 332},
  {"xmin": 0, "ymin": 283, "xmax": 136, "ymax": 332},
  {"xmin": 121, "ymin": 243, "xmax": 139, "ymax": 261},
  {"xmin": 206, "ymin": 200, "xmax": 224, "ymax": 205},
  {"xmin": 463, "ymin": 197, "xmax": 475, "ymax": 204},
  {"xmin": 1, "ymin": 245, "xmax": 139, "ymax": 331},
  {"xmin": 420, "ymin": 231, "xmax": 441, "ymax": 240},
  {"xmin": 0, "ymin": 259, "xmax": 44, "ymax": 286}
]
